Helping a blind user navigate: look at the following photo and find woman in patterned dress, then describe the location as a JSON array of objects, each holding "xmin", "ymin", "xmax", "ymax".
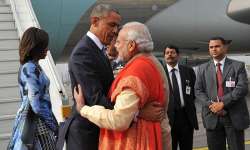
[{"xmin": 8, "ymin": 27, "xmax": 58, "ymax": 150}]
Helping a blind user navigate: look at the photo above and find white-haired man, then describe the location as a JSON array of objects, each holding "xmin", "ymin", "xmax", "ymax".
[{"xmin": 74, "ymin": 22, "xmax": 171, "ymax": 150}]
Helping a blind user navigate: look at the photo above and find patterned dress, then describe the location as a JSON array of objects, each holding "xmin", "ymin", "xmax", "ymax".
[{"xmin": 8, "ymin": 61, "xmax": 58, "ymax": 150}]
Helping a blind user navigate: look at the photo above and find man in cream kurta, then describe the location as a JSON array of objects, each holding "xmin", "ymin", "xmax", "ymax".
[{"xmin": 75, "ymin": 22, "xmax": 171, "ymax": 150}]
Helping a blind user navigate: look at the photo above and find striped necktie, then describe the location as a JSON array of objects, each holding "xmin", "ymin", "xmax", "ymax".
[{"xmin": 216, "ymin": 63, "xmax": 224, "ymax": 98}]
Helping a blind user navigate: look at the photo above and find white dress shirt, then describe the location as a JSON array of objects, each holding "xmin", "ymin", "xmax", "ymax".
[
  {"xmin": 87, "ymin": 31, "xmax": 105, "ymax": 51},
  {"xmin": 166, "ymin": 63, "xmax": 185, "ymax": 107},
  {"xmin": 213, "ymin": 56, "xmax": 226, "ymax": 73}
]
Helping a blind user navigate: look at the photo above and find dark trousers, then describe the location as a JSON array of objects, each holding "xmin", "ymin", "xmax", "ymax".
[
  {"xmin": 206, "ymin": 115, "xmax": 245, "ymax": 150},
  {"xmin": 66, "ymin": 115, "xmax": 99, "ymax": 150},
  {"xmin": 171, "ymin": 108, "xmax": 194, "ymax": 150}
]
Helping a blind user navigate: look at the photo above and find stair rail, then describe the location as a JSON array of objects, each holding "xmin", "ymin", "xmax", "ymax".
[{"xmin": 9, "ymin": 0, "xmax": 70, "ymax": 122}]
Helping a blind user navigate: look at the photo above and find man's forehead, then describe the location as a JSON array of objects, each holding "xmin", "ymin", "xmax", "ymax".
[
  {"xmin": 209, "ymin": 40, "xmax": 223, "ymax": 45},
  {"xmin": 104, "ymin": 13, "xmax": 121, "ymax": 24},
  {"xmin": 165, "ymin": 48, "xmax": 176, "ymax": 52},
  {"xmin": 117, "ymin": 28, "xmax": 126, "ymax": 36},
  {"xmin": 104, "ymin": 11, "xmax": 121, "ymax": 18}
]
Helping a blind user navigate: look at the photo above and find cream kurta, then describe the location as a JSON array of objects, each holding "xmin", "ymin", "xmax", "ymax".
[
  {"xmin": 80, "ymin": 89, "xmax": 139, "ymax": 131},
  {"xmin": 80, "ymin": 89, "xmax": 171, "ymax": 150}
]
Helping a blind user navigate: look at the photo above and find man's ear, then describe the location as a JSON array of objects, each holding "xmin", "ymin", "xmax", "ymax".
[
  {"xmin": 128, "ymin": 40, "xmax": 137, "ymax": 53},
  {"xmin": 90, "ymin": 17, "xmax": 100, "ymax": 27}
]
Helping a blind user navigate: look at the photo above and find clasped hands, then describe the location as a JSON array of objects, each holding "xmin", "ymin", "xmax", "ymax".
[{"xmin": 209, "ymin": 101, "xmax": 224, "ymax": 114}]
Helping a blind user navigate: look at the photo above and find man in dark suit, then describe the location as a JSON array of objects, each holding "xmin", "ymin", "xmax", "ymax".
[
  {"xmin": 195, "ymin": 36, "xmax": 250, "ymax": 150},
  {"xmin": 62, "ymin": 4, "xmax": 164, "ymax": 150},
  {"xmin": 66, "ymin": 4, "xmax": 121, "ymax": 150},
  {"xmin": 160, "ymin": 45, "xmax": 198, "ymax": 150}
]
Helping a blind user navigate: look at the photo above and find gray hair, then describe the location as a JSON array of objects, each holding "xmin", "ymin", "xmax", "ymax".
[
  {"xmin": 90, "ymin": 4, "xmax": 119, "ymax": 18},
  {"xmin": 122, "ymin": 22, "xmax": 154, "ymax": 52}
]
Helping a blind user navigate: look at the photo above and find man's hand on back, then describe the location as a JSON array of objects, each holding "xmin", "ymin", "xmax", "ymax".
[{"xmin": 138, "ymin": 101, "xmax": 165, "ymax": 122}]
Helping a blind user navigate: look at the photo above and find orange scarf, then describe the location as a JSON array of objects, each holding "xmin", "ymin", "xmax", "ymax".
[{"xmin": 99, "ymin": 54, "xmax": 167, "ymax": 150}]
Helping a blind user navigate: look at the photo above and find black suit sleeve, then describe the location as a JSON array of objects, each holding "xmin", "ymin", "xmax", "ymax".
[
  {"xmin": 69, "ymin": 47, "xmax": 114, "ymax": 109},
  {"xmin": 187, "ymin": 67, "xmax": 199, "ymax": 130},
  {"xmin": 190, "ymin": 68, "xmax": 196, "ymax": 100}
]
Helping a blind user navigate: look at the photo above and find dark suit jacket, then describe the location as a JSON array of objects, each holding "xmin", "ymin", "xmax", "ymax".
[
  {"xmin": 66, "ymin": 35, "xmax": 114, "ymax": 149},
  {"xmin": 160, "ymin": 60, "xmax": 198, "ymax": 130},
  {"xmin": 195, "ymin": 58, "xmax": 250, "ymax": 130}
]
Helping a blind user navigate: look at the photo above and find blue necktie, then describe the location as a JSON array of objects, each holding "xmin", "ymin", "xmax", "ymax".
[
  {"xmin": 101, "ymin": 46, "xmax": 107, "ymax": 57},
  {"xmin": 101, "ymin": 46, "xmax": 111, "ymax": 66}
]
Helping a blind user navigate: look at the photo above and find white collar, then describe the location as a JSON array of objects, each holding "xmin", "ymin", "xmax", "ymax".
[
  {"xmin": 87, "ymin": 31, "xmax": 104, "ymax": 50},
  {"xmin": 213, "ymin": 56, "xmax": 226, "ymax": 66},
  {"xmin": 166, "ymin": 63, "xmax": 179, "ymax": 73}
]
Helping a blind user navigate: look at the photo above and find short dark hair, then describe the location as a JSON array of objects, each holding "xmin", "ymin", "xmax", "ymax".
[
  {"xmin": 164, "ymin": 44, "xmax": 179, "ymax": 55},
  {"xmin": 209, "ymin": 36, "xmax": 226, "ymax": 45},
  {"xmin": 19, "ymin": 27, "xmax": 49, "ymax": 64},
  {"xmin": 90, "ymin": 4, "xmax": 119, "ymax": 18}
]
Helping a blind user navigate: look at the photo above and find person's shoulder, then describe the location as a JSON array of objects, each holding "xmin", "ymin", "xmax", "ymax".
[
  {"xmin": 22, "ymin": 61, "xmax": 36, "ymax": 70},
  {"xmin": 179, "ymin": 64, "xmax": 192, "ymax": 70},
  {"xmin": 198, "ymin": 61, "xmax": 211, "ymax": 69},
  {"xmin": 194, "ymin": 61, "xmax": 211, "ymax": 75},
  {"xmin": 227, "ymin": 58, "xmax": 244, "ymax": 66},
  {"xmin": 130, "ymin": 55, "xmax": 161, "ymax": 76},
  {"xmin": 69, "ymin": 36, "xmax": 96, "ymax": 60},
  {"xmin": 125, "ymin": 56, "xmax": 148, "ymax": 71},
  {"xmin": 179, "ymin": 65, "xmax": 195, "ymax": 74},
  {"xmin": 22, "ymin": 62, "xmax": 40, "ymax": 77},
  {"xmin": 72, "ymin": 36, "xmax": 90, "ymax": 52},
  {"xmin": 226, "ymin": 58, "xmax": 246, "ymax": 73},
  {"xmin": 133, "ymin": 55, "xmax": 153, "ymax": 66}
]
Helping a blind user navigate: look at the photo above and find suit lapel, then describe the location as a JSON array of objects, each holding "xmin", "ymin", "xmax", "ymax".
[
  {"xmin": 222, "ymin": 58, "xmax": 232, "ymax": 83},
  {"xmin": 162, "ymin": 62, "xmax": 175, "ymax": 111},
  {"xmin": 165, "ymin": 67, "xmax": 173, "ymax": 92},
  {"xmin": 161, "ymin": 61, "xmax": 173, "ymax": 92},
  {"xmin": 208, "ymin": 60, "xmax": 218, "ymax": 97},
  {"xmin": 166, "ymin": 71, "xmax": 173, "ymax": 93},
  {"xmin": 179, "ymin": 65, "xmax": 186, "ymax": 96},
  {"xmin": 86, "ymin": 36, "xmax": 112, "ymax": 72}
]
